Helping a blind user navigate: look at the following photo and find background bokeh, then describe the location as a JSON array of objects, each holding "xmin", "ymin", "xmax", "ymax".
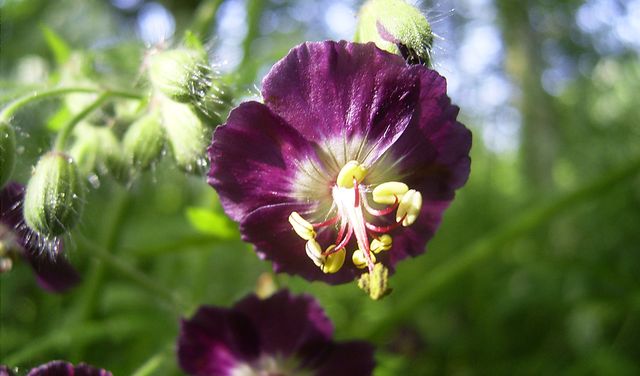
[{"xmin": 1, "ymin": 0, "xmax": 639, "ymax": 374}]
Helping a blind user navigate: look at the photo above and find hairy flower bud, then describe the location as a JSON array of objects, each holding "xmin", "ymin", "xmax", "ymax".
[
  {"xmin": 68, "ymin": 123, "xmax": 124, "ymax": 178},
  {"xmin": 148, "ymin": 49, "xmax": 212, "ymax": 103},
  {"xmin": 0, "ymin": 121, "xmax": 16, "ymax": 188},
  {"xmin": 160, "ymin": 97, "xmax": 210, "ymax": 174},
  {"xmin": 24, "ymin": 152, "xmax": 85, "ymax": 237},
  {"xmin": 122, "ymin": 111, "xmax": 165, "ymax": 172},
  {"xmin": 355, "ymin": 0, "xmax": 434, "ymax": 65},
  {"xmin": 193, "ymin": 83, "xmax": 235, "ymax": 125}
]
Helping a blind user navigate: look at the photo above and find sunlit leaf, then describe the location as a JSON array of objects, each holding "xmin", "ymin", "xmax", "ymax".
[{"xmin": 185, "ymin": 206, "xmax": 236, "ymax": 239}]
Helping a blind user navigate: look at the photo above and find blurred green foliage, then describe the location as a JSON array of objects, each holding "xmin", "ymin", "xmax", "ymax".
[{"xmin": 1, "ymin": 0, "xmax": 639, "ymax": 374}]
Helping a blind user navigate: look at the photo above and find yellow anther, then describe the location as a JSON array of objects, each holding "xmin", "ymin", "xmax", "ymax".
[
  {"xmin": 372, "ymin": 182, "xmax": 409, "ymax": 204},
  {"xmin": 305, "ymin": 239, "xmax": 325, "ymax": 267},
  {"xmin": 336, "ymin": 160, "xmax": 368, "ymax": 188},
  {"xmin": 289, "ymin": 211, "xmax": 316, "ymax": 240},
  {"xmin": 396, "ymin": 189, "xmax": 422, "ymax": 226},
  {"xmin": 322, "ymin": 246, "xmax": 345, "ymax": 274},
  {"xmin": 370, "ymin": 234, "xmax": 393, "ymax": 254},
  {"xmin": 352, "ymin": 249, "xmax": 376, "ymax": 269}
]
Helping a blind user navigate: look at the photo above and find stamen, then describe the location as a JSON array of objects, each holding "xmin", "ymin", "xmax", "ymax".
[
  {"xmin": 363, "ymin": 194, "xmax": 399, "ymax": 217},
  {"xmin": 289, "ymin": 212, "xmax": 316, "ymax": 240},
  {"xmin": 370, "ymin": 234, "xmax": 393, "ymax": 254},
  {"xmin": 352, "ymin": 249, "xmax": 376, "ymax": 269},
  {"xmin": 365, "ymin": 217, "xmax": 405, "ymax": 233},
  {"xmin": 322, "ymin": 245, "xmax": 345, "ymax": 274},
  {"xmin": 311, "ymin": 215, "xmax": 339, "ymax": 229},
  {"xmin": 353, "ymin": 177, "xmax": 360, "ymax": 208},
  {"xmin": 331, "ymin": 226, "xmax": 353, "ymax": 254},
  {"xmin": 336, "ymin": 160, "xmax": 367, "ymax": 188},
  {"xmin": 396, "ymin": 189, "xmax": 422, "ymax": 226},
  {"xmin": 372, "ymin": 182, "xmax": 408, "ymax": 204},
  {"xmin": 305, "ymin": 239, "xmax": 325, "ymax": 267}
]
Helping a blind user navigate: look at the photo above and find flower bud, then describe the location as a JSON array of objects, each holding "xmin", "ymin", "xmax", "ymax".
[
  {"xmin": 355, "ymin": 0, "xmax": 434, "ymax": 66},
  {"xmin": 24, "ymin": 152, "xmax": 85, "ymax": 237},
  {"xmin": 0, "ymin": 121, "xmax": 16, "ymax": 188},
  {"xmin": 148, "ymin": 49, "xmax": 212, "ymax": 103},
  {"xmin": 159, "ymin": 97, "xmax": 210, "ymax": 174},
  {"xmin": 122, "ymin": 111, "xmax": 165, "ymax": 172},
  {"xmin": 68, "ymin": 123, "xmax": 124, "ymax": 178},
  {"xmin": 193, "ymin": 83, "xmax": 235, "ymax": 125}
]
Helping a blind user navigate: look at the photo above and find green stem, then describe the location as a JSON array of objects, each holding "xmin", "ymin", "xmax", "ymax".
[
  {"xmin": 77, "ymin": 235, "xmax": 186, "ymax": 314},
  {"xmin": 131, "ymin": 344, "xmax": 173, "ymax": 376},
  {"xmin": 66, "ymin": 190, "xmax": 130, "ymax": 359},
  {"xmin": 365, "ymin": 156, "xmax": 640, "ymax": 339},
  {"xmin": 3, "ymin": 317, "xmax": 147, "ymax": 366},
  {"xmin": 0, "ymin": 86, "xmax": 143, "ymax": 123},
  {"xmin": 53, "ymin": 92, "xmax": 110, "ymax": 151}
]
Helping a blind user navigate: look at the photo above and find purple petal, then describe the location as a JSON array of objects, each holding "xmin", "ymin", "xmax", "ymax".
[
  {"xmin": 0, "ymin": 365, "xmax": 13, "ymax": 376},
  {"xmin": 25, "ymin": 361, "xmax": 112, "ymax": 376},
  {"xmin": 1, "ymin": 183, "xmax": 80, "ymax": 292},
  {"xmin": 25, "ymin": 251, "xmax": 81, "ymax": 293},
  {"xmin": 178, "ymin": 306, "xmax": 260, "ymax": 376},
  {"xmin": 232, "ymin": 290, "xmax": 333, "ymax": 356},
  {"xmin": 387, "ymin": 69, "xmax": 472, "ymax": 200},
  {"xmin": 262, "ymin": 41, "xmax": 420, "ymax": 163},
  {"xmin": 207, "ymin": 101, "xmax": 319, "ymax": 222},
  {"xmin": 240, "ymin": 202, "xmax": 358, "ymax": 284},
  {"xmin": 312, "ymin": 341, "xmax": 375, "ymax": 376},
  {"xmin": 380, "ymin": 69, "xmax": 471, "ymax": 265}
]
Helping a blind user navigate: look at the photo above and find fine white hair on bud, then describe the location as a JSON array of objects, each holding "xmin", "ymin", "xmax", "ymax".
[
  {"xmin": 148, "ymin": 48, "xmax": 213, "ymax": 104},
  {"xmin": 122, "ymin": 111, "xmax": 165, "ymax": 173},
  {"xmin": 355, "ymin": 0, "xmax": 435, "ymax": 66},
  {"xmin": 68, "ymin": 122, "xmax": 124, "ymax": 180},
  {"xmin": 158, "ymin": 95, "xmax": 210, "ymax": 174},
  {"xmin": 23, "ymin": 152, "xmax": 85, "ymax": 237},
  {"xmin": 0, "ymin": 120, "xmax": 16, "ymax": 188}
]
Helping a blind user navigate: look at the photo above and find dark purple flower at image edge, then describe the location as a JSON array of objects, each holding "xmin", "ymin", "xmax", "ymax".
[{"xmin": 178, "ymin": 290, "xmax": 374, "ymax": 376}]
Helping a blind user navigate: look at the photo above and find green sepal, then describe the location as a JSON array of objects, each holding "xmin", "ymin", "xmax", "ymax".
[
  {"xmin": 159, "ymin": 96, "xmax": 210, "ymax": 174},
  {"xmin": 68, "ymin": 123, "xmax": 124, "ymax": 178},
  {"xmin": 23, "ymin": 152, "xmax": 85, "ymax": 237},
  {"xmin": 122, "ymin": 111, "xmax": 165, "ymax": 172}
]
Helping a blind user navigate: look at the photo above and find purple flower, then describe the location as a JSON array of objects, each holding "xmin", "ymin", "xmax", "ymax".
[
  {"xmin": 0, "ymin": 182, "xmax": 80, "ymax": 292},
  {"xmin": 208, "ymin": 41, "xmax": 471, "ymax": 286},
  {"xmin": 178, "ymin": 290, "xmax": 374, "ymax": 376},
  {"xmin": 0, "ymin": 361, "xmax": 111, "ymax": 376}
]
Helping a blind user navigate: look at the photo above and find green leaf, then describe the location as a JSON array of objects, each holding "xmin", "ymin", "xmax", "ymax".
[
  {"xmin": 40, "ymin": 25, "xmax": 71, "ymax": 66},
  {"xmin": 185, "ymin": 206, "xmax": 236, "ymax": 239}
]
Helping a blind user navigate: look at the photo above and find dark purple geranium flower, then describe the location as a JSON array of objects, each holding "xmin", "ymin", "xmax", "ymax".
[
  {"xmin": 178, "ymin": 290, "xmax": 374, "ymax": 376},
  {"xmin": 0, "ymin": 182, "xmax": 80, "ymax": 292},
  {"xmin": 208, "ymin": 41, "xmax": 471, "ymax": 286}
]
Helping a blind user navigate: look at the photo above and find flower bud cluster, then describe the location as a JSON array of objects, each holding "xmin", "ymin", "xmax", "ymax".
[{"xmin": 147, "ymin": 47, "xmax": 234, "ymax": 174}]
